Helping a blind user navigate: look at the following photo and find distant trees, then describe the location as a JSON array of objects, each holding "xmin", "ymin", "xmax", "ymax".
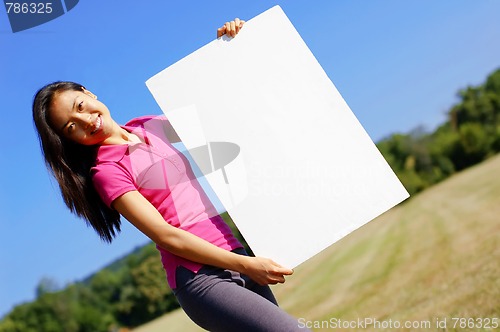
[
  {"xmin": 0, "ymin": 283, "xmax": 115, "ymax": 332},
  {"xmin": 0, "ymin": 243, "xmax": 178, "ymax": 332},
  {"xmin": 377, "ymin": 68, "xmax": 500, "ymax": 195}
]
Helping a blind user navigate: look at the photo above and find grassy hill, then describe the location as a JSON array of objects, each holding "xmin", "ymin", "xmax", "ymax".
[{"xmin": 134, "ymin": 154, "xmax": 500, "ymax": 332}]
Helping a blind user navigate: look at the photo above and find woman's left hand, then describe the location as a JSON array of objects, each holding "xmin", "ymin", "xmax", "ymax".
[{"xmin": 217, "ymin": 18, "xmax": 245, "ymax": 38}]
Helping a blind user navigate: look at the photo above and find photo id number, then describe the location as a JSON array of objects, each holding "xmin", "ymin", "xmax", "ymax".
[{"xmin": 5, "ymin": 2, "xmax": 53, "ymax": 14}]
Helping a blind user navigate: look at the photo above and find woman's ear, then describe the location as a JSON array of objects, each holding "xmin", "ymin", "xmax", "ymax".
[{"xmin": 81, "ymin": 87, "xmax": 97, "ymax": 99}]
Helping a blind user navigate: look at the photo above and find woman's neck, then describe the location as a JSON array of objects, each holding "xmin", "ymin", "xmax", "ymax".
[{"xmin": 101, "ymin": 121, "xmax": 135, "ymax": 145}]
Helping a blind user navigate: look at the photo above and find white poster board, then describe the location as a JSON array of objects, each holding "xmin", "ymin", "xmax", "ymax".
[{"xmin": 146, "ymin": 6, "xmax": 409, "ymax": 269}]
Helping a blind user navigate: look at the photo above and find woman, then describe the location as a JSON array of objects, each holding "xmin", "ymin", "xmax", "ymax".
[{"xmin": 32, "ymin": 19, "xmax": 310, "ymax": 332}]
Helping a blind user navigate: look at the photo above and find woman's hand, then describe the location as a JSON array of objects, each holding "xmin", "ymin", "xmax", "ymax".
[
  {"xmin": 217, "ymin": 18, "xmax": 245, "ymax": 38},
  {"xmin": 241, "ymin": 256, "xmax": 294, "ymax": 285}
]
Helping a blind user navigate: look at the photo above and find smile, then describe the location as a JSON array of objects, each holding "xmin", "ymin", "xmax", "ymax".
[{"xmin": 91, "ymin": 115, "xmax": 102, "ymax": 135}]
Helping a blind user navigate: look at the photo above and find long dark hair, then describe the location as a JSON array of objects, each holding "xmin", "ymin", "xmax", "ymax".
[{"xmin": 32, "ymin": 81, "xmax": 121, "ymax": 242}]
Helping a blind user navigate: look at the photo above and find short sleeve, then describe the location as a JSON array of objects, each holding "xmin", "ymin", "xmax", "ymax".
[{"xmin": 92, "ymin": 162, "xmax": 137, "ymax": 208}]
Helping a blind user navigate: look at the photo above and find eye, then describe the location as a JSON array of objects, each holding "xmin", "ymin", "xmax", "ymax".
[
  {"xmin": 67, "ymin": 123, "xmax": 76, "ymax": 134},
  {"xmin": 78, "ymin": 101, "xmax": 84, "ymax": 111}
]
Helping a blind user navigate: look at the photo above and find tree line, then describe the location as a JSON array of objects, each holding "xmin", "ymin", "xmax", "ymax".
[
  {"xmin": 0, "ymin": 243, "xmax": 177, "ymax": 332},
  {"xmin": 1, "ymin": 68, "xmax": 499, "ymax": 331},
  {"xmin": 377, "ymin": 68, "xmax": 500, "ymax": 195}
]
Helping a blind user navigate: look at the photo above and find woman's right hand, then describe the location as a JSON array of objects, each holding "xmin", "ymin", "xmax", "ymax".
[{"xmin": 241, "ymin": 256, "xmax": 294, "ymax": 285}]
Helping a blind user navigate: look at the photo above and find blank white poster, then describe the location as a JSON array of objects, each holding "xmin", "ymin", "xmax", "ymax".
[{"xmin": 146, "ymin": 6, "xmax": 409, "ymax": 269}]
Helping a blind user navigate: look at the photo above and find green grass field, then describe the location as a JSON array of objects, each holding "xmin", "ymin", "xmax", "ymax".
[{"xmin": 134, "ymin": 154, "xmax": 500, "ymax": 332}]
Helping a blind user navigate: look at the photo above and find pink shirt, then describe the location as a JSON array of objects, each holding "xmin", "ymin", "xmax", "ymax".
[{"xmin": 91, "ymin": 115, "xmax": 242, "ymax": 288}]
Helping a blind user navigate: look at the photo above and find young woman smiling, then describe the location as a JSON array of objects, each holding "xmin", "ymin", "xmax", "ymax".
[{"xmin": 32, "ymin": 19, "xmax": 310, "ymax": 332}]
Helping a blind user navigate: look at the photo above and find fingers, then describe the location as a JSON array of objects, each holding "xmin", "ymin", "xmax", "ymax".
[
  {"xmin": 265, "ymin": 277, "xmax": 285, "ymax": 285},
  {"xmin": 269, "ymin": 269, "xmax": 291, "ymax": 284},
  {"xmin": 216, "ymin": 26, "xmax": 225, "ymax": 38},
  {"xmin": 245, "ymin": 256, "xmax": 293, "ymax": 285},
  {"xmin": 223, "ymin": 21, "xmax": 235, "ymax": 37},
  {"xmin": 270, "ymin": 260, "xmax": 294, "ymax": 276},
  {"xmin": 264, "ymin": 260, "xmax": 293, "ymax": 284},
  {"xmin": 255, "ymin": 274, "xmax": 285, "ymax": 286},
  {"xmin": 217, "ymin": 18, "xmax": 245, "ymax": 38}
]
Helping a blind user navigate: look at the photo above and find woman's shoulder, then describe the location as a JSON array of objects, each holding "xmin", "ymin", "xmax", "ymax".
[{"xmin": 124, "ymin": 114, "xmax": 167, "ymax": 127}]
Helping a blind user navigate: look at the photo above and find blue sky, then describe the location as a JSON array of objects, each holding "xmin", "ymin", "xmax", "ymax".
[{"xmin": 1, "ymin": 0, "xmax": 499, "ymax": 318}]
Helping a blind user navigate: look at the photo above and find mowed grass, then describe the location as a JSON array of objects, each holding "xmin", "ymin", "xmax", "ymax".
[{"xmin": 134, "ymin": 154, "xmax": 500, "ymax": 332}]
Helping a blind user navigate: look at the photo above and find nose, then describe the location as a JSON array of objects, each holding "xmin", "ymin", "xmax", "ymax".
[{"xmin": 73, "ymin": 113, "xmax": 93, "ymax": 130}]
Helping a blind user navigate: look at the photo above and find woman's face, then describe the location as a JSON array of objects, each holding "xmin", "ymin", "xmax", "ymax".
[{"xmin": 49, "ymin": 88, "xmax": 114, "ymax": 146}]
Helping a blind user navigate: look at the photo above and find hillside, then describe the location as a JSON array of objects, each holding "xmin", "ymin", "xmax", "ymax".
[{"xmin": 134, "ymin": 153, "xmax": 500, "ymax": 332}]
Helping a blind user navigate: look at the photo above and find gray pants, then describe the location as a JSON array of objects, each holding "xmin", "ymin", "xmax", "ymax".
[{"xmin": 173, "ymin": 249, "xmax": 310, "ymax": 332}]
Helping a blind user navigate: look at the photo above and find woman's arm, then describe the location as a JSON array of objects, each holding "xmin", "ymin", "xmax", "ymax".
[{"xmin": 113, "ymin": 190, "xmax": 293, "ymax": 285}]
